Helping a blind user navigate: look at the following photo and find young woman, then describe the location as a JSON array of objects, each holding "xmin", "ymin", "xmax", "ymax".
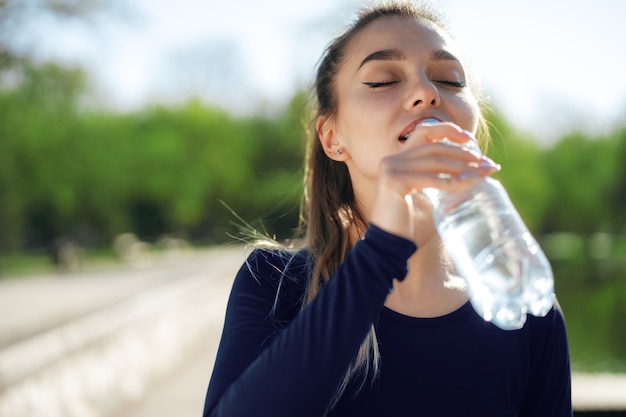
[{"xmin": 203, "ymin": 2, "xmax": 572, "ymax": 416}]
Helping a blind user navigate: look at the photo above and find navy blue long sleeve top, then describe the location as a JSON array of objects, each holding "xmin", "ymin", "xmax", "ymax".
[{"xmin": 203, "ymin": 225, "xmax": 572, "ymax": 416}]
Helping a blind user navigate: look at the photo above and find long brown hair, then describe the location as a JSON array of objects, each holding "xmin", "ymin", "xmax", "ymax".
[{"xmin": 299, "ymin": 0, "xmax": 490, "ymax": 407}]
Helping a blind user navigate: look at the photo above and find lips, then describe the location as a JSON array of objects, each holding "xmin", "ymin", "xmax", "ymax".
[{"xmin": 398, "ymin": 116, "xmax": 442, "ymax": 142}]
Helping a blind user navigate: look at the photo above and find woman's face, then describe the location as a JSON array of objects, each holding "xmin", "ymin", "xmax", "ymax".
[{"xmin": 320, "ymin": 16, "xmax": 480, "ymax": 195}]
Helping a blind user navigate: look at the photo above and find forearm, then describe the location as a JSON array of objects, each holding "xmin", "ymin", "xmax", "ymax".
[{"xmin": 204, "ymin": 225, "xmax": 416, "ymax": 417}]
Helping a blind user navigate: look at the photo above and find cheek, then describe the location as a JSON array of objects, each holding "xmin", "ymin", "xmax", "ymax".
[
  {"xmin": 336, "ymin": 96, "xmax": 390, "ymax": 146},
  {"xmin": 334, "ymin": 109, "xmax": 390, "ymax": 177},
  {"xmin": 452, "ymin": 93, "xmax": 481, "ymax": 134}
]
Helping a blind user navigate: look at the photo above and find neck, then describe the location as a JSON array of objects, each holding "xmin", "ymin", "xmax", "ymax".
[{"xmin": 384, "ymin": 237, "xmax": 468, "ymax": 318}]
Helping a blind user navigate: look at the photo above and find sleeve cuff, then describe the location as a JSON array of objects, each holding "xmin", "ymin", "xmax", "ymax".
[{"xmin": 362, "ymin": 224, "xmax": 417, "ymax": 270}]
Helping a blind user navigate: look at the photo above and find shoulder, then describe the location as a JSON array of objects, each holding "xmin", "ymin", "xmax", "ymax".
[
  {"xmin": 233, "ymin": 247, "xmax": 311, "ymax": 313},
  {"xmin": 524, "ymin": 303, "xmax": 568, "ymax": 339},
  {"xmin": 519, "ymin": 304, "xmax": 570, "ymax": 369},
  {"xmin": 242, "ymin": 247, "xmax": 311, "ymax": 289}
]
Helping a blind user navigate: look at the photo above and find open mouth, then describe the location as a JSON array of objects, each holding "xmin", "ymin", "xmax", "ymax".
[{"xmin": 398, "ymin": 117, "xmax": 441, "ymax": 144}]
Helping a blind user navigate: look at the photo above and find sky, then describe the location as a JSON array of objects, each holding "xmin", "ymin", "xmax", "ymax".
[{"xmin": 13, "ymin": 0, "xmax": 626, "ymax": 144}]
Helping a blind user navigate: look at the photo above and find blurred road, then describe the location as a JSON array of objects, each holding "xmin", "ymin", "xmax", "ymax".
[
  {"xmin": 0, "ymin": 244, "xmax": 247, "ymax": 417},
  {"xmin": 113, "ymin": 336, "xmax": 216, "ymax": 417},
  {"xmin": 0, "ymin": 250, "xmax": 228, "ymax": 349},
  {"xmin": 108, "ymin": 260, "xmax": 233, "ymax": 417}
]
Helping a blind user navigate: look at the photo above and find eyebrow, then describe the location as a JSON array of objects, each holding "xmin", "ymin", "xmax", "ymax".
[
  {"xmin": 431, "ymin": 49, "xmax": 461, "ymax": 63},
  {"xmin": 357, "ymin": 48, "xmax": 461, "ymax": 70},
  {"xmin": 358, "ymin": 48, "xmax": 405, "ymax": 69}
]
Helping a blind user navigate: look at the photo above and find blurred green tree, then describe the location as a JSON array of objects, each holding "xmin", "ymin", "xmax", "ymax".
[
  {"xmin": 484, "ymin": 109, "xmax": 552, "ymax": 233},
  {"xmin": 0, "ymin": 61, "xmax": 86, "ymax": 251},
  {"xmin": 543, "ymin": 132, "xmax": 621, "ymax": 235}
]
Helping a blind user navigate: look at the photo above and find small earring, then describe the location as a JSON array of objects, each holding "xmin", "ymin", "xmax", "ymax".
[{"xmin": 335, "ymin": 148, "xmax": 343, "ymax": 155}]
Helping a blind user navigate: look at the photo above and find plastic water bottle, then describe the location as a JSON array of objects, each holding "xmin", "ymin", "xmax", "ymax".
[{"xmin": 414, "ymin": 119, "xmax": 555, "ymax": 330}]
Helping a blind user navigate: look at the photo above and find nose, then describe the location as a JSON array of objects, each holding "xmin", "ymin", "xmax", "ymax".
[{"xmin": 405, "ymin": 76, "xmax": 440, "ymax": 109}]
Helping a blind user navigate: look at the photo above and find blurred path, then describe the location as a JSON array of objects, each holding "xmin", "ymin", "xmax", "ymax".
[
  {"xmin": 113, "ymin": 335, "xmax": 216, "ymax": 417},
  {"xmin": 0, "ymin": 248, "xmax": 232, "ymax": 349},
  {"xmin": 0, "ymin": 244, "xmax": 246, "ymax": 417}
]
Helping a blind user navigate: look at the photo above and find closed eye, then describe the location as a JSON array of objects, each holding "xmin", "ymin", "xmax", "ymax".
[
  {"xmin": 362, "ymin": 81, "xmax": 399, "ymax": 89},
  {"xmin": 434, "ymin": 80, "xmax": 466, "ymax": 88}
]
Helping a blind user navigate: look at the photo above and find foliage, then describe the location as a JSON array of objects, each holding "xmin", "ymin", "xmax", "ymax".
[
  {"xmin": 0, "ymin": 59, "xmax": 87, "ymax": 251},
  {"xmin": 1, "ymin": 56, "xmax": 626, "ymax": 262},
  {"xmin": 0, "ymin": 62, "xmax": 307, "ymax": 253},
  {"xmin": 484, "ymin": 108, "xmax": 552, "ymax": 233},
  {"xmin": 543, "ymin": 130, "xmax": 626, "ymax": 234}
]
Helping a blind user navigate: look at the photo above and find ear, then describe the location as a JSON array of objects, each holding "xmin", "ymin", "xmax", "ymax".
[{"xmin": 316, "ymin": 115, "xmax": 349, "ymax": 162}]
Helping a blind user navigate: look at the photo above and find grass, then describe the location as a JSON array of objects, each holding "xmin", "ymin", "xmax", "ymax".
[{"xmin": 0, "ymin": 249, "xmax": 119, "ymax": 279}]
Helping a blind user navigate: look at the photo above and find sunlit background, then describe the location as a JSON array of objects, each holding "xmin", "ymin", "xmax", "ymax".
[
  {"xmin": 10, "ymin": 0, "xmax": 626, "ymax": 141},
  {"xmin": 1, "ymin": 0, "xmax": 625, "ymax": 416}
]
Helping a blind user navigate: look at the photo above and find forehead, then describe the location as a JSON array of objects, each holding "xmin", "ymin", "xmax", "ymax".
[{"xmin": 343, "ymin": 16, "xmax": 462, "ymax": 69}]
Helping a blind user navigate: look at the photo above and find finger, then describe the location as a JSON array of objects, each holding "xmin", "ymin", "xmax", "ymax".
[
  {"xmin": 399, "ymin": 141, "xmax": 485, "ymax": 167},
  {"xmin": 391, "ymin": 169, "xmax": 486, "ymax": 192},
  {"xmin": 381, "ymin": 151, "xmax": 499, "ymax": 195}
]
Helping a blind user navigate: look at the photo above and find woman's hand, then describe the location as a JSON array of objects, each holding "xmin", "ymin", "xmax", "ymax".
[{"xmin": 369, "ymin": 122, "xmax": 499, "ymax": 244}]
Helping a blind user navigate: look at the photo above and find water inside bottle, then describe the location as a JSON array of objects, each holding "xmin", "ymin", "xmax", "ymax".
[
  {"xmin": 410, "ymin": 121, "xmax": 555, "ymax": 329},
  {"xmin": 437, "ymin": 210, "xmax": 530, "ymax": 329}
]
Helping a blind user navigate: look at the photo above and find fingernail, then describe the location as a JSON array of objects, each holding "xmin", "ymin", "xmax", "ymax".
[
  {"xmin": 480, "ymin": 156, "xmax": 501, "ymax": 170},
  {"xmin": 458, "ymin": 171, "xmax": 479, "ymax": 180}
]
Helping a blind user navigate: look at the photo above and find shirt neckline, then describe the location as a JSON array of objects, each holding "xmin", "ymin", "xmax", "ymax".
[{"xmin": 380, "ymin": 301, "xmax": 474, "ymax": 326}]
